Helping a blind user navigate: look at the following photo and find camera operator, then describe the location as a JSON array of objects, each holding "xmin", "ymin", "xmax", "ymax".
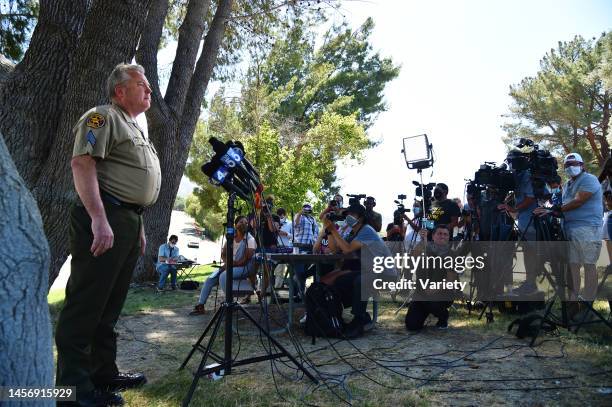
[
  {"xmin": 319, "ymin": 196, "xmax": 344, "ymax": 222},
  {"xmin": 364, "ymin": 196, "xmax": 383, "ymax": 232},
  {"xmin": 497, "ymin": 150, "xmax": 540, "ymax": 295},
  {"xmin": 322, "ymin": 204, "xmax": 397, "ymax": 338},
  {"xmin": 429, "ymin": 183, "xmax": 460, "ymax": 231},
  {"xmin": 535, "ymin": 153, "xmax": 603, "ymax": 303},
  {"xmin": 244, "ymin": 195, "xmax": 280, "ymax": 303},
  {"xmin": 405, "ymin": 225, "xmax": 468, "ymax": 331},
  {"xmin": 458, "ymin": 192, "xmax": 479, "ymax": 240},
  {"xmin": 403, "ymin": 199, "xmax": 423, "ymax": 251}
]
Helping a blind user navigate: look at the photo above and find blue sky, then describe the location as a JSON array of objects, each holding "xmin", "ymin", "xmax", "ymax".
[{"xmin": 331, "ymin": 0, "xmax": 612, "ymax": 225}]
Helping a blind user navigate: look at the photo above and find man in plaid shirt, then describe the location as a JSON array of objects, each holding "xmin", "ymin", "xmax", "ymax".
[{"xmin": 293, "ymin": 203, "xmax": 319, "ymax": 296}]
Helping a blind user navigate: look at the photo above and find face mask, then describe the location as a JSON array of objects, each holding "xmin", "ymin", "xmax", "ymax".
[
  {"xmin": 413, "ymin": 207, "xmax": 421, "ymax": 215},
  {"xmin": 565, "ymin": 166, "xmax": 581, "ymax": 177},
  {"xmin": 345, "ymin": 215, "xmax": 358, "ymax": 227},
  {"xmin": 169, "ymin": 242, "xmax": 176, "ymax": 248},
  {"xmin": 551, "ymin": 187, "xmax": 560, "ymax": 194}
]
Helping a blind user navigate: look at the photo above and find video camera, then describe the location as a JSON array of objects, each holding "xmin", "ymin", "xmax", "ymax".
[
  {"xmin": 507, "ymin": 138, "xmax": 558, "ymax": 199},
  {"xmin": 393, "ymin": 194, "xmax": 409, "ymax": 225},
  {"xmin": 325, "ymin": 212, "xmax": 346, "ymax": 222},
  {"xmin": 474, "ymin": 162, "xmax": 515, "ymax": 192},
  {"xmin": 347, "ymin": 193, "xmax": 366, "ymax": 206}
]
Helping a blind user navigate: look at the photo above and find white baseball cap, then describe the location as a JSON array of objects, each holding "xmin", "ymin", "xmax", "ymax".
[{"xmin": 564, "ymin": 153, "xmax": 583, "ymax": 164}]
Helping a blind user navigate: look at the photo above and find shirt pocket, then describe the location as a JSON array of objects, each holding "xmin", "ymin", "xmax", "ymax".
[{"xmin": 128, "ymin": 133, "xmax": 149, "ymax": 169}]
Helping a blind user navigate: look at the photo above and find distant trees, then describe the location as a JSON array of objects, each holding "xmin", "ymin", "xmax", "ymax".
[
  {"xmin": 185, "ymin": 18, "xmax": 399, "ymax": 238},
  {"xmin": 504, "ymin": 33, "xmax": 612, "ymax": 172}
]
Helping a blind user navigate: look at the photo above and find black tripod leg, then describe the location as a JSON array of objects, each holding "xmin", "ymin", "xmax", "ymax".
[
  {"xmin": 182, "ymin": 306, "xmax": 226, "ymax": 407},
  {"xmin": 179, "ymin": 305, "xmax": 225, "ymax": 370},
  {"xmin": 236, "ymin": 306, "xmax": 319, "ymax": 384},
  {"xmin": 573, "ymin": 299, "xmax": 612, "ymax": 333}
]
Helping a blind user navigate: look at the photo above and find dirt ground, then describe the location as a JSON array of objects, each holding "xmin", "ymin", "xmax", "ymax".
[{"xmin": 114, "ymin": 293, "xmax": 612, "ymax": 406}]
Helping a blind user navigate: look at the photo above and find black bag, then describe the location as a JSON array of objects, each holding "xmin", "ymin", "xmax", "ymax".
[
  {"xmin": 507, "ymin": 313, "xmax": 556, "ymax": 339},
  {"xmin": 304, "ymin": 282, "xmax": 344, "ymax": 343},
  {"xmin": 180, "ymin": 280, "xmax": 199, "ymax": 290}
]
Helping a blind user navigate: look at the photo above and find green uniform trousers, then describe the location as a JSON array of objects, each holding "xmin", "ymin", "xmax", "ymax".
[{"xmin": 55, "ymin": 202, "xmax": 141, "ymax": 394}]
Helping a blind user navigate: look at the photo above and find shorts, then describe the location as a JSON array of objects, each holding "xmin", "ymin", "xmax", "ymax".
[{"xmin": 565, "ymin": 225, "xmax": 602, "ymax": 265}]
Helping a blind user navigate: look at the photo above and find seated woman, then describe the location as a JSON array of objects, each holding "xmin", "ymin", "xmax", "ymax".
[
  {"xmin": 321, "ymin": 204, "xmax": 397, "ymax": 338},
  {"xmin": 189, "ymin": 216, "xmax": 256, "ymax": 315}
]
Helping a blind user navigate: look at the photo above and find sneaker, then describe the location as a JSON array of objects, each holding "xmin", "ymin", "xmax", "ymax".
[
  {"xmin": 156, "ymin": 287, "xmax": 164, "ymax": 294},
  {"xmin": 189, "ymin": 304, "xmax": 206, "ymax": 315},
  {"xmin": 299, "ymin": 313, "xmax": 307, "ymax": 325},
  {"xmin": 436, "ymin": 320, "xmax": 448, "ymax": 330},
  {"xmin": 171, "ymin": 286, "xmax": 177, "ymax": 290},
  {"xmin": 514, "ymin": 281, "xmax": 538, "ymax": 295},
  {"xmin": 343, "ymin": 321, "xmax": 364, "ymax": 339}
]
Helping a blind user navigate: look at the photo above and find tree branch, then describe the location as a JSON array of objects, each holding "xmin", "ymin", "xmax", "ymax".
[
  {"xmin": 165, "ymin": 0, "xmax": 211, "ymax": 115},
  {"xmin": 0, "ymin": 53, "xmax": 14, "ymax": 82},
  {"xmin": 179, "ymin": 0, "xmax": 233, "ymax": 147},
  {"xmin": 136, "ymin": 0, "xmax": 171, "ymax": 133}
]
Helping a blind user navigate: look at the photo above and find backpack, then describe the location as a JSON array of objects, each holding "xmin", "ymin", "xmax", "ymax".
[
  {"xmin": 304, "ymin": 282, "xmax": 344, "ymax": 343},
  {"xmin": 180, "ymin": 280, "xmax": 199, "ymax": 290},
  {"xmin": 507, "ymin": 313, "xmax": 556, "ymax": 340}
]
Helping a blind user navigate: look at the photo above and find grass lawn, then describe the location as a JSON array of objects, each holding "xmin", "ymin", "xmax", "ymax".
[{"xmin": 48, "ymin": 267, "xmax": 612, "ymax": 406}]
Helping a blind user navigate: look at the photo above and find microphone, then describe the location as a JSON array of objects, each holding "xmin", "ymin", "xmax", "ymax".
[
  {"xmin": 201, "ymin": 160, "xmax": 250, "ymax": 200},
  {"xmin": 208, "ymin": 137, "xmax": 261, "ymax": 190}
]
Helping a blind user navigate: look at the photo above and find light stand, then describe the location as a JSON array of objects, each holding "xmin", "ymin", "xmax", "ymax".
[{"xmin": 179, "ymin": 143, "xmax": 318, "ymax": 406}]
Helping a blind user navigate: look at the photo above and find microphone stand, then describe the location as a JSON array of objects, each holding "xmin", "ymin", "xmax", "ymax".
[{"xmin": 179, "ymin": 176, "xmax": 317, "ymax": 406}]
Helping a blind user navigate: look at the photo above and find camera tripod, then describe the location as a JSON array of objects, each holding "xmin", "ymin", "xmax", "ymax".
[
  {"xmin": 179, "ymin": 191, "xmax": 317, "ymax": 406},
  {"xmin": 525, "ymin": 213, "xmax": 612, "ymax": 346},
  {"xmin": 475, "ymin": 200, "xmax": 516, "ymax": 323}
]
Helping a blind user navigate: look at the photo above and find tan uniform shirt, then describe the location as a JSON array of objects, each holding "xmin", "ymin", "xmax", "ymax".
[{"xmin": 72, "ymin": 103, "xmax": 161, "ymax": 206}]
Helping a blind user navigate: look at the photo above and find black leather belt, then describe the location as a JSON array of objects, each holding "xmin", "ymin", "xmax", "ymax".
[{"xmin": 100, "ymin": 191, "xmax": 145, "ymax": 215}]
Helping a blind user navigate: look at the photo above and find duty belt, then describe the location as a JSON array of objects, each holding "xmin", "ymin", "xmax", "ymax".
[{"xmin": 100, "ymin": 190, "xmax": 146, "ymax": 215}]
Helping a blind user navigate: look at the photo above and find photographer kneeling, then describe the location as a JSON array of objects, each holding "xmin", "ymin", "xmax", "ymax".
[
  {"xmin": 405, "ymin": 225, "xmax": 467, "ymax": 331},
  {"xmin": 321, "ymin": 204, "xmax": 396, "ymax": 338}
]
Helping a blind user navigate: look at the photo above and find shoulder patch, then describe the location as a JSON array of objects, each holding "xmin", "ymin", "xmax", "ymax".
[
  {"xmin": 86, "ymin": 113, "xmax": 106, "ymax": 129},
  {"xmin": 86, "ymin": 130, "xmax": 97, "ymax": 146}
]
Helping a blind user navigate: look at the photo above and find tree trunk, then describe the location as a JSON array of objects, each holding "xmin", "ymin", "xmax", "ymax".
[
  {"xmin": 133, "ymin": 0, "xmax": 233, "ymax": 280},
  {"xmin": 0, "ymin": 133, "xmax": 53, "ymax": 406},
  {"xmin": 0, "ymin": 0, "xmax": 89, "ymax": 187}
]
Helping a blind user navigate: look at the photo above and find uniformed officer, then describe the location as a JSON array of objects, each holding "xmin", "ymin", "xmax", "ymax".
[{"xmin": 55, "ymin": 63, "xmax": 161, "ymax": 407}]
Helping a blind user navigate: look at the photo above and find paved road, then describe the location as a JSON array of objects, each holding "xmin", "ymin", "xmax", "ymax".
[{"xmin": 50, "ymin": 210, "xmax": 221, "ymax": 291}]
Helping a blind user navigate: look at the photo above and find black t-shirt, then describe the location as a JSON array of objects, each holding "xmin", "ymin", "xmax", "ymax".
[
  {"xmin": 429, "ymin": 199, "xmax": 460, "ymax": 227},
  {"xmin": 259, "ymin": 213, "xmax": 280, "ymax": 248}
]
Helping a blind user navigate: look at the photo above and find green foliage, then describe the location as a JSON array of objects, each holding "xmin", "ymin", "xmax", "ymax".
[
  {"xmin": 0, "ymin": 0, "xmax": 38, "ymax": 61},
  {"xmin": 185, "ymin": 18, "xmax": 397, "ymax": 237},
  {"xmin": 173, "ymin": 195, "xmax": 186, "ymax": 211},
  {"xmin": 503, "ymin": 33, "xmax": 612, "ymax": 172},
  {"xmin": 261, "ymin": 18, "xmax": 400, "ymax": 128}
]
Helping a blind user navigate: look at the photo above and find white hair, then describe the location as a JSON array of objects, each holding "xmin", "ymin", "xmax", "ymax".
[{"xmin": 107, "ymin": 63, "xmax": 145, "ymax": 100}]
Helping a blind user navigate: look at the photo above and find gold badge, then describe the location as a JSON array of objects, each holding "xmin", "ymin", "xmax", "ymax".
[{"xmin": 86, "ymin": 113, "xmax": 106, "ymax": 129}]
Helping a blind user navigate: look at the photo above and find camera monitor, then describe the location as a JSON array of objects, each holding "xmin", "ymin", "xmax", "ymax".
[{"xmin": 402, "ymin": 134, "xmax": 433, "ymax": 170}]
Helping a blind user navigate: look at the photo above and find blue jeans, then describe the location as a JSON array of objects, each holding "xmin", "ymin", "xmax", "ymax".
[
  {"xmin": 198, "ymin": 266, "xmax": 250, "ymax": 305},
  {"xmin": 157, "ymin": 264, "xmax": 177, "ymax": 289},
  {"xmin": 293, "ymin": 248, "xmax": 313, "ymax": 296}
]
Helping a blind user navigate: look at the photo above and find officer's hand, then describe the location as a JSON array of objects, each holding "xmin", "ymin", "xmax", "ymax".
[{"xmin": 91, "ymin": 217, "xmax": 114, "ymax": 257}]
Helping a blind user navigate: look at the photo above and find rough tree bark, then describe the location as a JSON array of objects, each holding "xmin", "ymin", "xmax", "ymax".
[
  {"xmin": 0, "ymin": 133, "xmax": 53, "ymax": 407},
  {"xmin": 0, "ymin": 0, "xmax": 152, "ymax": 285},
  {"xmin": 134, "ymin": 0, "xmax": 234, "ymax": 280}
]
